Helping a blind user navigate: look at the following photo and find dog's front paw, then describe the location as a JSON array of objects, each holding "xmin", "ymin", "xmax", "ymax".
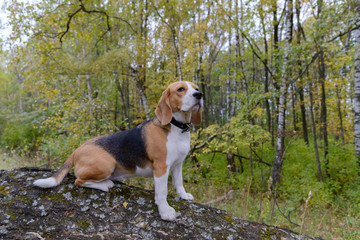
[
  {"xmin": 159, "ymin": 205, "xmax": 177, "ymax": 221},
  {"xmin": 179, "ymin": 192, "xmax": 194, "ymax": 201}
]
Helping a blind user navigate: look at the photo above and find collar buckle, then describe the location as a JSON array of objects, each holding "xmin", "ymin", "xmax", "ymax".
[{"xmin": 170, "ymin": 118, "xmax": 192, "ymax": 133}]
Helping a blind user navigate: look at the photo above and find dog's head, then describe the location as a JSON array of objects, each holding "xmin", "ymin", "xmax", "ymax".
[{"xmin": 155, "ymin": 81, "xmax": 203, "ymax": 126}]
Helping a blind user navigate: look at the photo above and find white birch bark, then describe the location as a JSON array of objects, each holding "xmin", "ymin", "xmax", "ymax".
[
  {"xmin": 86, "ymin": 73, "xmax": 93, "ymax": 101},
  {"xmin": 233, "ymin": 0, "xmax": 240, "ymax": 116},
  {"xmin": 226, "ymin": 0, "xmax": 232, "ymax": 120},
  {"xmin": 272, "ymin": 0, "xmax": 292, "ymax": 188}
]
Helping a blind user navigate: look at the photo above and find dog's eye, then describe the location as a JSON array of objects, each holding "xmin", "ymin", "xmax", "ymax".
[
  {"xmin": 195, "ymin": 88, "xmax": 199, "ymax": 91},
  {"xmin": 177, "ymin": 87, "xmax": 185, "ymax": 92}
]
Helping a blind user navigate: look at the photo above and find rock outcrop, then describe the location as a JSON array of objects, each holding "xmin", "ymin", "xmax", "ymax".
[{"xmin": 0, "ymin": 168, "xmax": 319, "ymax": 239}]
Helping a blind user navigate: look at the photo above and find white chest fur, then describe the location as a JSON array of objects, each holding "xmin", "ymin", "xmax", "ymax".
[{"xmin": 166, "ymin": 125, "xmax": 191, "ymax": 166}]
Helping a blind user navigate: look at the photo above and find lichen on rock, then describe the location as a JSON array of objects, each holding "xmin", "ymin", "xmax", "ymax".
[{"xmin": 0, "ymin": 167, "xmax": 321, "ymax": 239}]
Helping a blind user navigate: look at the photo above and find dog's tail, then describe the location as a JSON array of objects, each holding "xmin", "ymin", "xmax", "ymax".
[{"xmin": 33, "ymin": 153, "xmax": 74, "ymax": 188}]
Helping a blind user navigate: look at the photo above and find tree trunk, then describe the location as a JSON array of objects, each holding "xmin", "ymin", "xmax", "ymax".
[
  {"xmin": 171, "ymin": 27, "xmax": 183, "ymax": 82},
  {"xmin": 227, "ymin": 151, "xmax": 236, "ymax": 172},
  {"xmin": 196, "ymin": 51, "xmax": 202, "ymax": 85},
  {"xmin": 259, "ymin": 2, "xmax": 272, "ymax": 138},
  {"xmin": 316, "ymin": 0, "xmax": 329, "ymax": 177},
  {"xmin": 354, "ymin": 6, "xmax": 360, "ymax": 175},
  {"xmin": 271, "ymin": 0, "xmax": 280, "ymax": 147},
  {"xmin": 309, "ymin": 79, "xmax": 324, "ymax": 182},
  {"xmin": 115, "ymin": 73, "xmax": 129, "ymax": 126},
  {"xmin": 295, "ymin": 0, "xmax": 307, "ymax": 144},
  {"xmin": 272, "ymin": 0, "xmax": 293, "ymax": 190},
  {"xmin": 237, "ymin": 148, "xmax": 244, "ymax": 173},
  {"xmin": 291, "ymin": 83, "xmax": 297, "ymax": 131},
  {"xmin": 86, "ymin": 73, "xmax": 93, "ymax": 101},
  {"xmin": 335, "ymin": 84, "xmax": 345, "ymax": 143},
  {"xmin": 226, "ymin": 0, "xmax": 232, "ymax": 120},
  {"xmin": 114, "ymin": 93, "xmax": 119, "ymax": 127},
  {"xmin": 319, "ymin": 50, "xmax": 329, "ymax": 177},
  {"xmin": 131, "ymin": 68, "xmax": 150, "ymax": 120},
  {"xmin": 299, "ymin": 84, "xmax": 309, "ymax": 144},
  {"xmin": 249, "ymin": 143, "xmax": 254, "ymax": 177},
  {"xmin": 139, "ymin": 85, "xmax": 150, "ymax": 121},
  {"xmin": 125, "ymin": 75, "xmax": 131, "ymax": 128},
  {"xmin": 272, "ymin": 83, "xmax": 287, "ymax": 189},
  {"xmin": 337, "ymin": 31, "xmax": 351, "ymax": 143},
  {"xmin": 233, "ymin": 0, "xmax": 241, "ymax": 116}
]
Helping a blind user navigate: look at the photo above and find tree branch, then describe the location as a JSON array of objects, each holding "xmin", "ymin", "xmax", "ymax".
[
  {"xmin": 78, "ymin": 0, "xmax": 111, "ymax": 47},
  {"xmin": 111, "ymin": 16, "xmax": 136, "ymax": 33},
  {"xmin": 233, "ymin": 153, "xmax": 272, "ymax": 167},
  {"xmin": 57, "ymin": 0, "xmax": 136, "ymax": 46},
  {"xmin": 57, "ymin": 7, "xmax": 82, "ymax": 45},
  {"xmin": 292, "ymin": 50, "xmax": 320, "ymax": 83},
  {"xmin": 194, "ymin": 134, "xmax": 219, "ymax": 150},
  {"xmin": 327, "ymin": 23, "xmax": 360, "ymax": 43},
  {"xmin": 210, "ymin": 150, "xmax": 272, "ymax": 167}
]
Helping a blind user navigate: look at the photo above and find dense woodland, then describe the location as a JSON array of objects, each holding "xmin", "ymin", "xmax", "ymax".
[{"xmin": 0, "ymin": 0, "xmax": 360, "ymax": 239}]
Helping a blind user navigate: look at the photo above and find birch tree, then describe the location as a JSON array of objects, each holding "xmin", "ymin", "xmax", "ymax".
[{"xmin": 272, "ymin": 0, "xmax": 293, "ymax": 189}]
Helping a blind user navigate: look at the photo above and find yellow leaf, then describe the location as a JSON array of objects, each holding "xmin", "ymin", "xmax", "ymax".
[{"xmin": 123, "ymin": 202, "xmax": 128, "ymax": 208}]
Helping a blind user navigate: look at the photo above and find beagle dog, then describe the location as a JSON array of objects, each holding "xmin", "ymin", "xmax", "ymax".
[{"xmin": 33, "ymin": 81, "xmax": 203, "ymax": 221}]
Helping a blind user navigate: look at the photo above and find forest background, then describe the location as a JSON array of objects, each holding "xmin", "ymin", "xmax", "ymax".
[{"xmin": 0, "ymin": 0, "xmax": 359, "ymax": 239}]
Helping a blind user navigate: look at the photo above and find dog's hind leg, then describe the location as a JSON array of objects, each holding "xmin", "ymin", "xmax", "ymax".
[{"xmin": 72, "ymin": 144, "xmax": 118, "ymax": 191}]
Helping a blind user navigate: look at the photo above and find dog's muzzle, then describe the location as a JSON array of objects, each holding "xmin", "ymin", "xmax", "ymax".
[{"xmin": 193, "ymin": 91, "xmax": 203, "ymax": 100}]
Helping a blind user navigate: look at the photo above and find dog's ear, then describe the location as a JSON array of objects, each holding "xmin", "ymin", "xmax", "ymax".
[
  {"xmin": 191, "ymin": 110, "xmax": 202, "ymax": 125},
  {"xmin": 155, "ymin": 88, "xmax": 172, "ymax": 125}
]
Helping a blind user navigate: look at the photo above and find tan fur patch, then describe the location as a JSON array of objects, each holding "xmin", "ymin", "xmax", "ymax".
[
  {"xmin": 166, "ymin": 81, "xmax": 189, "ymax": 112},
  {"xmin": 72, "ymin": 144, "xmax": 117, "ymax": 186},
  {"xmin": 191, "ymin": 111, "xmax": 202, "ymax": 125},
  {"xmin": 144, "ymin": 121, "xmax": 169, "ymax": 177},
  {"xmin": 52, "ymin": 155, "xmax": 73, "ymax": 184},
  {"xmin": 155, "ymin": 88, "xmax": 172, "ymax": 125}
]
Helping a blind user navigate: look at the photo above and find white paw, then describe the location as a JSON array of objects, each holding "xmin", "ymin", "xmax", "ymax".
[
  {"xmin": 81, "ymin": 180, "xmax": 114, "ymax": 192},
  {"xmin": 179, "ymin": 192, "xmax": 194, "ymax": 201},
  {"xmin": 106, "ymin": 180, "xmax": 114, "ymax": 189},
  {"xmin": 159, "ymin": 205, "xmax": 177, "ymax": 221}
]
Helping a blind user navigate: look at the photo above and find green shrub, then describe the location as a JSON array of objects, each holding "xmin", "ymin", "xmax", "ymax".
[
  {"xmin": 0, "ymin": 120, "xmax": 42, "ymax": 153},
  {"xmin": 38, "ymin": 133, "xmax": 90, "ymax": 168}
]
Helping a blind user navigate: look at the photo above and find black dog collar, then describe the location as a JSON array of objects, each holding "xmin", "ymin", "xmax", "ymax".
[{"xmin": 170, "ymin": 118, "xmax": 192, "ymax": 133}]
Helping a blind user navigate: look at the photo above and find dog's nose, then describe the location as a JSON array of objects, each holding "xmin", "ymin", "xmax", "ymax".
[{"xmin": 193, "ymin": 91, "xmax": 203, "ymax": 100}]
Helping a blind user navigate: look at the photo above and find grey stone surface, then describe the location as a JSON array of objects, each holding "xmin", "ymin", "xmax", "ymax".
[{"xmin": 0, "ymin": 168, "xmax": 320, "ymax": 239}]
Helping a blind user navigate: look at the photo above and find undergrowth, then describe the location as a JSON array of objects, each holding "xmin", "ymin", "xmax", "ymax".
[{"xmin": 180, "ymin": 139, "xmax": 360, "ymax": 240}]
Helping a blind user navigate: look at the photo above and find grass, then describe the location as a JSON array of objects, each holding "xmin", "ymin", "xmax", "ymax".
[
  {"xmin": 0, "ymin": 149, "xmax": 34, "ymax": 169},
  {"xmin": 187, "ymin": 183, "xmax": 359, "ymax": 240}
]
